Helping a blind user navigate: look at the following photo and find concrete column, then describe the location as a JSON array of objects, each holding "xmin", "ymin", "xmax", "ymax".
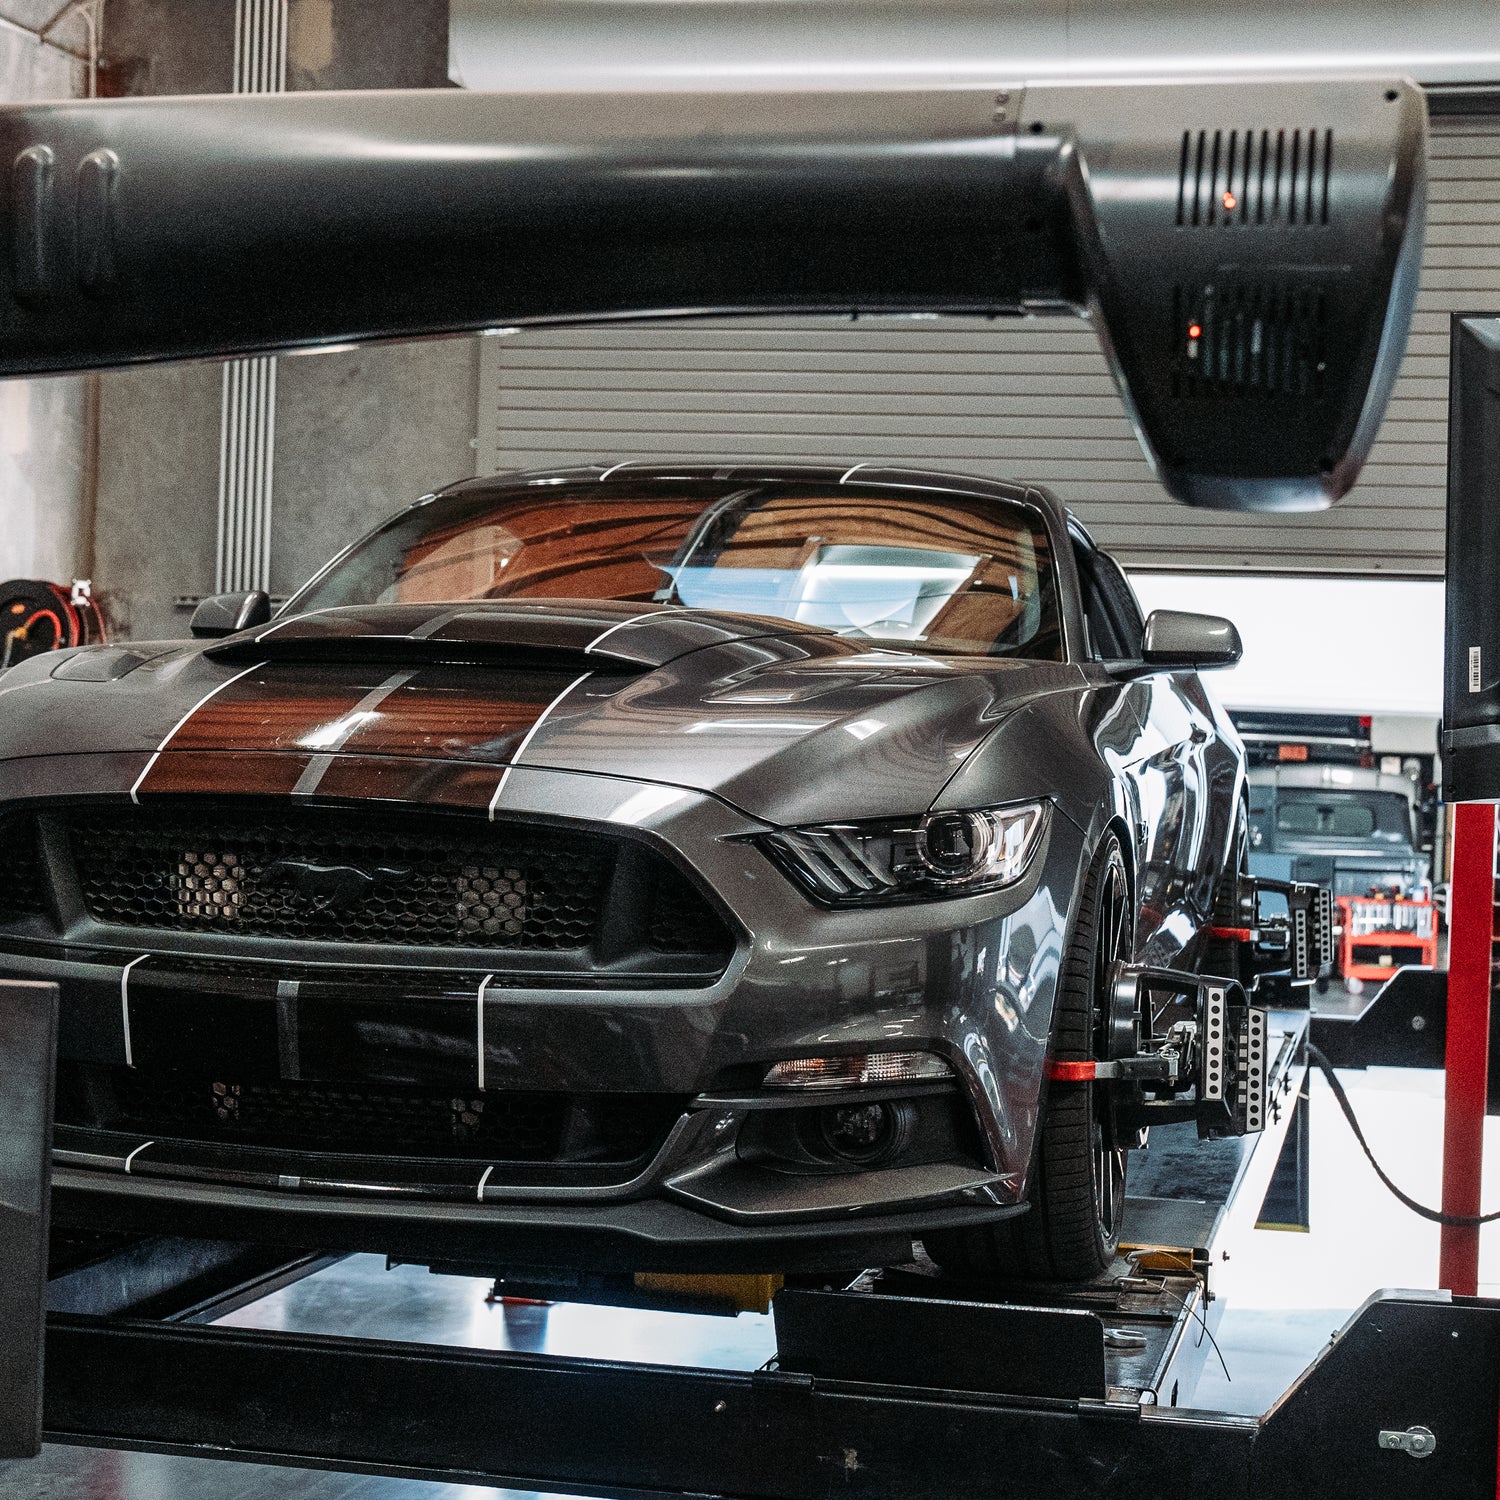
[
  {"xmin": 93, "ymin": 0, "xmax": 474, "ymax": 639},
  {"xmin": 0, "ymin": 4, "xmax": 90, "ymax": 590}
]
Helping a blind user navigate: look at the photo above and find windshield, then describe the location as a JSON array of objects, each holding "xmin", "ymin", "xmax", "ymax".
[
  {"xmin": 288, "ymin": 481, "xmax": 1063, "ymax": 659},
  {"xmin": 1273, "ymin": 789, "xmax": 1415, "ymax": 846}
]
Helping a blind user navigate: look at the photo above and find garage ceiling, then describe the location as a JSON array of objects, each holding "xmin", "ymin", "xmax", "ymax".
[{"xmin": 476, "ymin": 115, "xmax": 1497, "ymax": 577}]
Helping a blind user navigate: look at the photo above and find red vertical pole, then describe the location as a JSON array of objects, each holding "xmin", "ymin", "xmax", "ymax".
[{"xmin": 1440, "ymin": 799, "xmax": 1497, "ymax": 1295}]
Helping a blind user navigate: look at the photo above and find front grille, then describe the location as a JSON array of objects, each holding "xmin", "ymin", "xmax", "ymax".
[
  {"xmin": 647, "ymin": 865, "xmax": 731, "ymax": 954},
  {"xmin": 61, "ymin": 804, "xmax": 727, "ymax": 959},
  {"xmin": 0, "ymin": 815, "xmax": 47, "ymax": 923},
  {"xmin": 60, "ymin": 1063, "xmax": 684, "ymax": 1166},
  {"xmin": 113, "ymin": 1071, "xmax": 569, "ymax": 1158}
]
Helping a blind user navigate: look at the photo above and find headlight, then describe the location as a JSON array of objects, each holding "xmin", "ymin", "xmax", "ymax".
[{"xmin": 758, "ymin": 801, "xmax": 1047, "ymax": 907}]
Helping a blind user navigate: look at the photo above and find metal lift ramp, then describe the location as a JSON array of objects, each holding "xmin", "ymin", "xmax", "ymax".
[{"xmin": 12, "ymin": 980, "xmax": 1500, "ymax": 1499}]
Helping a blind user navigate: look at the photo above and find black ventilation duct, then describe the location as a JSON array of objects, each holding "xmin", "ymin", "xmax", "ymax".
[{"xmin": 0, "ymin": 76, "xmax": 1424, "ymax": 511}]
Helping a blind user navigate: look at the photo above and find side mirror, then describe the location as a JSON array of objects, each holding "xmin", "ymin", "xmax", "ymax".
[
  {"xmin": 1141, "ymin": 609, "xmax": 1242, "ymax": 670},
  {"xmin": 190, "ymin": 590, "xmax": 272, "ymax": 639}
]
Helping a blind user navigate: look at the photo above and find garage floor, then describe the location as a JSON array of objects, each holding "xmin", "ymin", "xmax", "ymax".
[{"xmin": 4, "ymin": 1060, "xmax": 1492, "ymax": 1499}]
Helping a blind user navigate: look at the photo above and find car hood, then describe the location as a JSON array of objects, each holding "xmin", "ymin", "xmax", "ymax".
[{"xmin": 0, "ymin": 600, "xmax": 1083, "ymax": 825}]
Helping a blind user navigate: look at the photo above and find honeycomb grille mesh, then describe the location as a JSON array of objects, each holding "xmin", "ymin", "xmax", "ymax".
[
  {"xmin": 83, "ymin": 1068, "xmax": 681, "ymax": 1164},
  {"xmin": 114, "ymin": 1072, "xmax": 569, "ymax": 1158},
  {"xmin": 0, "ymin": 815, "xmax": 47, "ymax": 923},
  {"xmin": 64, "ymin": 806, "xmax": 638, "ymax": 951},
  {"xmin": 647, "ymin": 865, "xmax": 730, "ymax": 954}
]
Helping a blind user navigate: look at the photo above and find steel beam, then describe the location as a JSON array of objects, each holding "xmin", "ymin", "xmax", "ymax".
[
  {"xmin": 39, "ymin": 1313, "xmax": 1251, "ymax": 1500},
  {"xmin": 35, "ymin": 1291, "xmax": 1500, "ymax": 1499}
]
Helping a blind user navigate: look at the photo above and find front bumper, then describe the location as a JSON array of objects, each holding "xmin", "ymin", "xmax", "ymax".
[
  {"xmin": 2, "ymin": 756, "xmax": 1081, "ymax": 1269},
  {"xmin": 50, "ymin": 1163, "xmax": 1026, "ymax": 1274}
]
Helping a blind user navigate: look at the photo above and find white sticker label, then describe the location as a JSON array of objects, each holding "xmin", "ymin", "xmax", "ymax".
[{"xmin": 1471, "ymin": 645, "xmax": 1484, "ymax": 693}]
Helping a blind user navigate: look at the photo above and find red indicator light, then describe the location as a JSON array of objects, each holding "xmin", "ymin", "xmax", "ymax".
[
  {"xmin": 1187, "ymin": 323, "xmax": 1202, "ymax": 339},
  {"xmin": 1222, "ymin": 190, "xmax": 1237, "ymax": 211}
]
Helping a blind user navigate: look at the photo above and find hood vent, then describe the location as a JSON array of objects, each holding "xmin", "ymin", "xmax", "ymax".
[
  {"xmin": 202, "ymin": 601, "xmax": 809, "ymax": 673},
  {"xmin": 1171, "ymin": 282, "xmax": 1328, "ymax": 401},
  {"xmin": 1176, "ymin": 128, "xmax": 1332, "ymax": 229},
  {"xmin": 207, "ymin": 633, "xmax": 636, "ymax": 676}
]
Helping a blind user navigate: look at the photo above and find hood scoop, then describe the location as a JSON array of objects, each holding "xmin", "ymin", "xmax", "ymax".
[{"xmin": 205, "ymin": 600, "xmax": 826, "ymax": 670}]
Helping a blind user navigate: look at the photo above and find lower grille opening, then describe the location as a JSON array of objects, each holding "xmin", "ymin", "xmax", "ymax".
[
  {"xmin": 58, "ymin": 1062, "xmax": 685, "ymax": 1170},
  {"xmin": 0, "ymin": 813, "xmax": 47, "ymax": 923}
]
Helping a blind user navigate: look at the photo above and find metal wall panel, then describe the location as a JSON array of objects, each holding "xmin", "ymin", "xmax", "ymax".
[{"xmin": 477, "ymin": 117, "xmax": 1500, "ymax": 575}]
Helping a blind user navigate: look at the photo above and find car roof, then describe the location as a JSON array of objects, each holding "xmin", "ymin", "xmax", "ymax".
[{"xmin": 440, "ymin": 461, "xmax": 1077, "ymax": 534}]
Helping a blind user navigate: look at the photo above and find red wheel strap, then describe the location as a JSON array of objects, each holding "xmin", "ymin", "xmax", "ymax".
[{"xmin": 1046, "ymin": 1060, "xmax": 1097, "ymax": 1082}]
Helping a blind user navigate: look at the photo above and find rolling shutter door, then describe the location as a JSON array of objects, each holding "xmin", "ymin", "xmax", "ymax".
[{"xmin": 476, "ymin": 115, "xmax": 1499, "ymax": 576}]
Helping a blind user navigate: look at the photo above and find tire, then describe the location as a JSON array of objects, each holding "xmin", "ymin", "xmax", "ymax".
[
  {"xmin": 926, "ymin": 835, "xmax": 1132, "ymax": 1283},
  {"xmin": 1201, "ymin": 800, "xmax": 1250, "ymax": 987}
]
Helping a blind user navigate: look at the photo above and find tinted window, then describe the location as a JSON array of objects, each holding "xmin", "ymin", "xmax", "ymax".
[
  {"xmin": 1274, "ymin": 790, "xmax": 1414, "ymax": 845},
  {"xmin": 1072, "ymin": 537, "xmax": 1143, "ymax": 660},
  {"xmin": 1093, "ymin": 551, "xmax": 1144, "ymax": 657},
  {"xmin": 290, "ymin": 481, "xmax": 1064, "ymax": 660}
]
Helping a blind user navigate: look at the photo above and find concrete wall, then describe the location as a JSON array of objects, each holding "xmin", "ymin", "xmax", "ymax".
[
  {"xmin": 0, "ymin": 4, "xmax": 88, "ymax": 589},
  {"xmin": 287, "ymin": 0, "xmax": 451, "ymax": 91},
  {"xmin": 98, "ymin": 0, "xmax": 233, "ymax": 96},
  {"xmin": 83, "ymin": 0, "xmax": 231, "ymax": 640},
  {"xmin": 92, "ymin": 364, "xmax": 224, "ymax": 641},
  {"xmin": 273, "ymin": 0, "xmax": 474, "ymax": 602},
  {"xmin": 269, "ymin": 339, "xmax": 480, "ymax": 600},
  {"xmin": 92, "ymin": 0, "xmax": 474, "ymax": 642}
]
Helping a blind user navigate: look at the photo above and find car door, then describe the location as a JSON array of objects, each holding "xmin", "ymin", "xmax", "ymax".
[{"xmin": 1072, "ymin": 532, "xmax": 1209, "ymax": 965}]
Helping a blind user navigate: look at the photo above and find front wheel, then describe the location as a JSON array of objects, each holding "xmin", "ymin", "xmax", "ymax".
[{"xmin": 926, "ymin": 835, "xmax": 1133, "ymax": 1282}]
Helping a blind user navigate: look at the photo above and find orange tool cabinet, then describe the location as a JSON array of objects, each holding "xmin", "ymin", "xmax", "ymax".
[{"xmin": 1335, "ymin": 895, "xmax": 1438, "ymax": 981}]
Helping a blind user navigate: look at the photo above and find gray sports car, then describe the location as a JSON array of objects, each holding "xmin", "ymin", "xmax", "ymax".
[{"xmin": 0, "ymin": 463, "xmax": 1264, "ymax": 1282}]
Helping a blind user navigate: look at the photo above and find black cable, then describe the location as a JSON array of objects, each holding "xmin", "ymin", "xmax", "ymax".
[
  {"xmin": 1122, "ymin": 1255, "xmax": 1233, "ymax": 1385},
  {"xmin": 1306, "ymin": 1042, "xmax": 1500, "ymax": 1228}
]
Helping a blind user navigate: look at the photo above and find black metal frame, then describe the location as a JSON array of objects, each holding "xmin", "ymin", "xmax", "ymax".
[
  {"xmin": 4, "ymin": 975, "xmax": 1497, "ymax": 1497},
  {"xmin": 32, "ymin": 1291, "xmax": 1500, "ymax": 1500}
]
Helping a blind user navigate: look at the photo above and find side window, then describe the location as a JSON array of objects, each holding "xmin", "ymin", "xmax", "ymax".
[
  {"xmin": 1093, "ymin": 550, "xmax": 1145, "ymax": 659},
  {"xmin": 1071, "ymin": 537, "xmax": 1134, "ymax": 661}
]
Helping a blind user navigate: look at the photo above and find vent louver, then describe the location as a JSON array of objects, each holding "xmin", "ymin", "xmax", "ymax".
[
  {"xmin": 1172, "ymin": 283, "xmax": 1329, "ymax": 400},
  {"xmin": 1176, "ymin": 128, "xmax": 1332, "ymax": 228}
]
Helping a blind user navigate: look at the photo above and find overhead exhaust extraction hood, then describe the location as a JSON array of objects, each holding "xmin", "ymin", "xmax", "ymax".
[{"xmin": 0, "ymin": 74, "xmax": 1424, "ymax": 510}]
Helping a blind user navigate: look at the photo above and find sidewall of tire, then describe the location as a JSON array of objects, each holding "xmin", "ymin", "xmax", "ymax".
[{"xmin": 926, "ymin": 832, "xmax": 1128, "ymax": 1282}]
